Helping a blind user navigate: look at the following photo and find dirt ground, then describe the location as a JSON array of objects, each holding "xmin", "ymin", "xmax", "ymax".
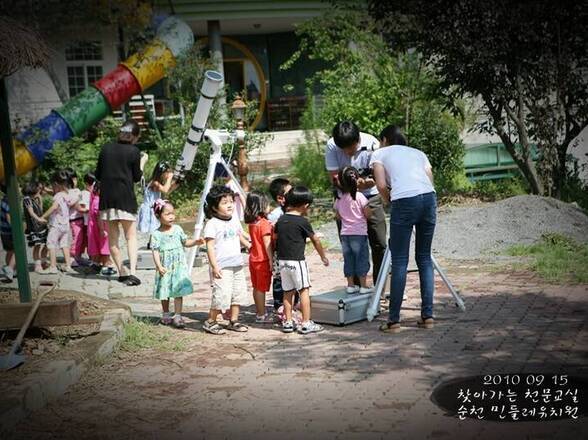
[
  {"xmin": 3, "ymin": 256, "xmax": 587, "ymax": 440},
  {"xmin": 0, "ymin": 289, "xmax": 120, "ymax": 380}
]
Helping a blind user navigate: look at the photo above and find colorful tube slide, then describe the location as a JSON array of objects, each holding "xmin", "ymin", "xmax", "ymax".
[{"xmin": 0, "ymin": 16, "xmax": 194, "ymax": 181}]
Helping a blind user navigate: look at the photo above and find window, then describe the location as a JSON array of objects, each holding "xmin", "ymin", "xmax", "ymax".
[
  {"xmin": 65, "ymin": 41, "xmax": 103, "ymax": 97},
  {"xmin": 65, "ymin": 41, "xmax": 102, "ymax": 61}
]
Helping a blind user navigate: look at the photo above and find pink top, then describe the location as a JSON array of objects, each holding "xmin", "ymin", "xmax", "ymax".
[
  {"xmin": 334, "ymin": 192, "xmax": 368, "ymax": 236},
  {"xmin": 49, "ymin": 192, "xmax": 70, "ymax": 228}
]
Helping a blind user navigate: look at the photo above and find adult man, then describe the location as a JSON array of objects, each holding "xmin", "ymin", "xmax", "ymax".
[{"xmin": 325, "ymin": 121, "xmax": 387, "ymax": 284}]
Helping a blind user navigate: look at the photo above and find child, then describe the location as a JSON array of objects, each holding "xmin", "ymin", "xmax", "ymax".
[
  {"xmin": 244, "ymin": 191, "xmax": 273, "ymax": 323},
  {"xmin": 64, "ymin": 168, "xmax": 84, "ymax": 266},
  {"xmin": 334, "ymin": 166, "xmax": 373, "ymax": 294},
  {"xmin": 87, "ymin": 181, "xmax": 116, "ymax": 275},
  {"xmin": 41, "ymin": 170, "xmax": 74, "ymax": 273},
  {"xmin": 274, "ymin": 185, "xmax": 329, "ymax": 334},
  {"xmin": 77, "ymin": 173, "xmax": 93, "ymax": 258},
  {"xmin": 138, "ymin": 161, "xmax": 176, "ymax": 241},
  {"xmin": 267, "ymin": 178, "xmax": 292, "ymax": 310},
  {"xmin": 22, "ymin": 181, "xmax": 48, "ymax": 273},
  {"xmin": 202, "ymin": 185, "xmax": 252, "ymax": 335},
  {"xmin": 0, "ymin": 187, "xmax": 16, "ymax": 282},
  {"xmin": 151, "ymin": 199, "xmax": 202, "ymax": 328},
  {"xmin": 215, "ymin": 162, "xmax": 246, "ymax": 222}
]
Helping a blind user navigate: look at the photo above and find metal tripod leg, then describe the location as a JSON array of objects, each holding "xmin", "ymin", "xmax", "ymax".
[
  {"xmin": 432, "ymin": 255, "xmax": 465, "ymax": 311},
  {"xmin": 367, "ymin": 247, "xmax": 390, "ymax": 321},
  {"xmin": 367, "ymin": 247, "xmax": 465, "ymax": 321},
  {"xmin": 186, "ymin": 151, "xmax": 246, "ymax": 272}
]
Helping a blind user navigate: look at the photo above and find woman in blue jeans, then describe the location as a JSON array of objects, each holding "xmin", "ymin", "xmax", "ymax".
[{"xmin": 371, "ymin": 126, "xmax": 437, "ymax": 333}]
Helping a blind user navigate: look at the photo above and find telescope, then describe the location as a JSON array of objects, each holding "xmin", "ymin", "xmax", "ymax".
[{"xmin": 173, "ymin": 70, "xmax": 224, "ymax": 180}]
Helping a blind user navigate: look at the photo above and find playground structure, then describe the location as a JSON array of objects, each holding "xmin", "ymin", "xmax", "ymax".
[{"xmin": 0, "ymin": 15, "xmax": 194, "ymax": 181}]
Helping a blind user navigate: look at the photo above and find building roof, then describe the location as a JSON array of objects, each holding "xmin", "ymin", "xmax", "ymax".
[
  {"xmin": 156, "ymin": 0, "xmax": 331, "ymax": 35},
  {"xmin": 0, "ymin": 16, "xmax": 50, "ymax": 77}
]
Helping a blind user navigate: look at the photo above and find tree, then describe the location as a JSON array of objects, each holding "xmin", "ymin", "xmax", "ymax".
[
  {"xmin": 283, "ymin": 10, "xmax": 465, "ymax": 193},
  {"xmin": 367, "ymin": 0, "xmax": 588, "ymax": 197}
]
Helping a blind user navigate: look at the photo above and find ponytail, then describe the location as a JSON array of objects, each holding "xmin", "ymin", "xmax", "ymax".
[{"xmin": 338, "ymin": 166, "xmax": 359, "ymax": 200}]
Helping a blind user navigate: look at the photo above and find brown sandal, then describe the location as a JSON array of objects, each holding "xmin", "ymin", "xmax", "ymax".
[
  {"xmin": 227, "ymin": 321, "xmax": 248, "ymax": 332},
  {"xmin": 417, "ymin": 317, "xmax": 434, "ymax": 329},
  {"xmin": 379, "ymin": 321, "xmax": 401, "ymax": 333}
]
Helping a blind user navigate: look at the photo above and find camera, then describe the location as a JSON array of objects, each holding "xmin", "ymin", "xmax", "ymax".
[{"xmin": 357, "ymin": 167, "xmax": 373, "ymax": 179}]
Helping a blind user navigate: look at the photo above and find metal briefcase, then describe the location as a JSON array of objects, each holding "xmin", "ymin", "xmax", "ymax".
[{"xmin": 311, "ymin": 290, "xmax": 378, "ymax": 326}]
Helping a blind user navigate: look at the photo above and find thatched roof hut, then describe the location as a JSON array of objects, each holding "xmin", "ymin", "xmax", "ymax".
[{"xmin": 0, "ymin": 15, "xmax": 50, "ymax": 77}]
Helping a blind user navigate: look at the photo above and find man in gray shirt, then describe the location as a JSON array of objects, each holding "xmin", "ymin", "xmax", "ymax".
[{"xmin": 325, "ymin": 121, "xmax": 387, "ymax": 285}]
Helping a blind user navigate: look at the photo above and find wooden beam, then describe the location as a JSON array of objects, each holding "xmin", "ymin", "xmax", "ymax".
[{"xmin": 0, "ymin": 300, "xmax": 79, "ymax": 329}]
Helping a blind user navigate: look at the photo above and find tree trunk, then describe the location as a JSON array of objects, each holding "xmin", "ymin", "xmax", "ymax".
[
  {"xmin": 497, "ymin": 130, "xmax": 543, "ymax": 195},
  {"xmin": 553, "ymin": 141, "xmax": 570, "ymax": 199},
  {"xmin": 485, "ymin": 100, "xmax": 544, "ymax": 195},
  {"xmin": 43, "ymin": 63, "xmax": 68, "ymax": 104}
]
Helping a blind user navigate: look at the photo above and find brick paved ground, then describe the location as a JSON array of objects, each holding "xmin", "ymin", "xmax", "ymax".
[{"xmin": 4, "ymin": 238, "xmax": 587, "ymax": 439}]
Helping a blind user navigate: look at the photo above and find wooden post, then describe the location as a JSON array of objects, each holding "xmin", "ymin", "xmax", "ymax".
[
  {"xmin": 236, "ymin": 119, "xmax": 250, "ymax": 192},
  {"xmin": 0, "ymin": 78, "xmax": 32, "ymax": 302}
]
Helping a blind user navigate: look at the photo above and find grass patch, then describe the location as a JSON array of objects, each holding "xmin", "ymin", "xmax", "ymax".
[
  {"xmin": 120, "ymin": 317, "xmax": 189, "ymax": 352},
  {"xmin": 506, "ymin": 233, "xmax": 588, "ymax": 283}
]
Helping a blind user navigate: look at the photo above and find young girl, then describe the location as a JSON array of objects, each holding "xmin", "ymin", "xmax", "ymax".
[
  {"xmin": 22, "ymin": 181, "xmax": 48, "ymax": 273},
  {"xmin": 202, "ymin": 185, "xmax": 251, "ymax": 335},
  {"xmin": 244, "ymin": 191, "xmax": 273, "ymax": 323},
  {"xmin": 87, "ymin": 180, "xmax": 116, "ymax": 275},
  {"xmin": 64, "ymin": 168, "xmax": 84, "ymax": 266},
  {"xmin": 138, "ymin": 161, "xmax": 176, "ymax": 242},
  {"xmin": 334, "ymin": 166, "xmax": 373, "ymax": 294},
  {"xmin": 151, "ymin": 199, "xmax": 202, "ymax": 328},
  {"xmin": 41, "ymin": 171, "xmax": 74, "ymax": 273}
]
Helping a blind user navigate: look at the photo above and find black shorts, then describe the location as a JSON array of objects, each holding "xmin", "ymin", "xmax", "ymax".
[
  {"xmin": 1, "ymin": 233, "xmax": 14, "ymax": 252},
  {"xmin": 26, "ymin": 228, "xmax": 48, "ymax": 247}
]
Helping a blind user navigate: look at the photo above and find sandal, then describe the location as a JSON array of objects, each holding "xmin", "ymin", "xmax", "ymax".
[
  {"xmin": 226, "ymin": 321, "xmax": 248, "ymax": 332},
  {"xmin": 124, "ymin": 275, "xmax": 141, "ymax": 286},
  {"xmin": 118, "ymin": 275, "xmax": 130, "ymax": 283},
  {"xmin": 417, "ymin": 317, "xmax": 434, "ymax": 329},
  {"xmin": 379, "ymin": 321, "xmax": 401, "ymax": 333},
  {"xmin": 203, "ymin": 320, "xmax": 226, "ymax": 335}
]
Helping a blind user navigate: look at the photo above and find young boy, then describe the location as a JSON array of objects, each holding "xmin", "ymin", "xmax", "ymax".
[
  {"xmin": 274, "ymin": 185, "xmax": 329, "ymax": 334},
  {"xmin": 267, "ymin": 178, "xmax": 291, "ymax": 310},
  {"xmin": 203, "ymin": 185, "xmax": 252, "ymax": 335},
  {"xmin": 0, "ymin": 189, "xmax": 16, "ymax": 283}
]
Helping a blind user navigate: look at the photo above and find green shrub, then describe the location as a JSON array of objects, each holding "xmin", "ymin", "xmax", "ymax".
[
  {"xmin": 406, "ymin": 105, "xmax": 465, "ymax": 194},
  {"xmin": 470, "ymin": 177, "xmax": 529, "ymax": 201},
  {"xmin": 284, "ymin": 10, "xmax": 466, "ymax": 195},
  {"xmin": 291, "ymin": 142, "xmax": 332, "ymax": 198}
]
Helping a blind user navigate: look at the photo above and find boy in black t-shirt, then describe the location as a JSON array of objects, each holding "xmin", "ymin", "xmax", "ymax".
[{"xmin": 274, "ymin": 186, "xmax": 329, "ymax": 334}]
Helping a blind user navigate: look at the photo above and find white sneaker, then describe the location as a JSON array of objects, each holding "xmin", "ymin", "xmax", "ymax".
[
  {"xmin": 359, "ymin": 287, "xmax": 373, "ymax": 294},
  {"xmin": 346, "ymin": 286, "xmax": 359, "ymax": 294},
  {"xmin": 2, "ymin": 266, "xmax": 14, "ymax": 282},
  {"xmin": 298, "ymin": 320, "xmax": 324, "ymax": 335},
  {"xmin": 282, "ymin": 320, "xmax": 295, "ymax": 333}
]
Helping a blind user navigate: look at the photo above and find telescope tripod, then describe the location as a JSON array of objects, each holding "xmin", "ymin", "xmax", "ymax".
[
  {"xmin": 367, "ymin": 244, "xmax": 466, "ymax": 321},
  {"xmin": 185, "ymin": 129, "xmax": 246, "ymax": 271}
]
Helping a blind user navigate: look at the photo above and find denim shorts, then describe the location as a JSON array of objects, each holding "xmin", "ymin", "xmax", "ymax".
[{"xmin": 341, "ymin": 235, "xmax": 370, "ymax": 278}]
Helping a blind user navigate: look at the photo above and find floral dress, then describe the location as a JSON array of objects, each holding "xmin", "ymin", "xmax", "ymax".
[{"xmin": 151, "ymin": 225, "xmax": 193, "ymax": 300}]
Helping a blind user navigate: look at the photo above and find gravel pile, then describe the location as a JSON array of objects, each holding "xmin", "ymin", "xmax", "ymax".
[
  {"xmin": 318, "ymin": 195, "xmax": 588, "ymax": 261},
  {"xmin": 434, "ymin": 195, "xmax": 588, "ymax": 259}
]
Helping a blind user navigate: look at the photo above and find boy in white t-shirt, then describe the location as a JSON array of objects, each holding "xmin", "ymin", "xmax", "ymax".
[{"xmin": 203, "ymin": 185, "xmax": 252, "ymax": 335}]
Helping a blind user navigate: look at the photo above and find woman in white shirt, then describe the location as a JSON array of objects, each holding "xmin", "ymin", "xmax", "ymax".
[{"xmin": 370, "ymin": 125, "xmax": 436, "ymax": 333}]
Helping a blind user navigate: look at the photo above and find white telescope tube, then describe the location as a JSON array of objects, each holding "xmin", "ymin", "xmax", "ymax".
[{"xmin": 174, "ymin": 70, "xmax": 223, "ymax": 176}]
